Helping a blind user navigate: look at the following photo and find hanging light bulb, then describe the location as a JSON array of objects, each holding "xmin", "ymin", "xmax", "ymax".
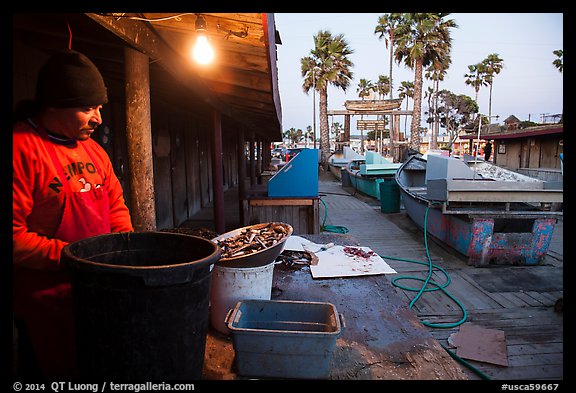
[
  {"xmin": 193, "ymin": 35, "xmax": 214, "ymax": 64},
  {"xmin": 192, "ymin": 14, "xmax": 214, "ymax": 65}
]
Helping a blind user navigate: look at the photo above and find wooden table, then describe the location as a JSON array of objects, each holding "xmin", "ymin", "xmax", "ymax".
[
  {"xmin": 203, "ymin": 233, "xmax": 468, "ymax": 380},
  {"xmin": 241, "ymin": 184, "xmax": 320, "ymax": 235}
]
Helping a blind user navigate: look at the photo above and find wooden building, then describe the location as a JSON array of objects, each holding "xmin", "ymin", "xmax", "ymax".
[
  {"xmin": 13, "ymin": 13, "xmax": 283, "ymax": 234},
  {"xmin": 460, "ymin": 122, "xmax": 563, "ymax": 178},
  {"xmin": 503, "ymin": 114, "xmax": 521, "ymax": 130}
]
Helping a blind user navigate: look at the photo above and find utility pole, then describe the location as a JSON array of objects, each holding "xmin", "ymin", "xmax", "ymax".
[
  {"xmin": 473, "ymin": 114, "xmax": 499, "ymax": 180},
  {"xmin": 313, "ymin": 67, "xmax": 317, "ymax": 149}
]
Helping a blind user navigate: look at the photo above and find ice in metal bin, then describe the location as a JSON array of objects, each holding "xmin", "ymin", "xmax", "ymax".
[{"xmin": 225, "ymin": 299, "xmax": 344, "ymax": 379}]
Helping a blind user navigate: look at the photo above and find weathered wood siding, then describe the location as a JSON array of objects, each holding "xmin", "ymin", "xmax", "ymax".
[
  {"xmin": 495, "ymin": 135, "xmax": 562, "ymax": 171},
  {"xmin": 185, "ymin": 119, "xmax": 202, "ymax": 218},
  {"xmin": 149, "ymin": 102, "xmax": 242, "ymax": 229},
  {"xmin": 151, "ymin": 124, "xmax": 173, "ymax": 229}
]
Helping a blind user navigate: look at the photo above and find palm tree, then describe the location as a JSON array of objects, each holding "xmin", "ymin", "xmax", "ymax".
[
  {"xmin": 283, "ymin": 127, "xmax": 302, "ymax": 147},
  {"xmin": 464, "ymin": 62, "xmax": 488, "ymax": 116},
  {"xmin": 425, "ymin": 56, "xmax": 450, "ymax": 150},
  {"xmin": 331, "ymin": 121, "xmax": 343, "ymax": 151},
  {"xmin": 397, "ymin": 80, "xmax": 414, "ymax": 137},
  {"xmin": 424, "ymin": 85, "xmax": 435, "ymax": 146},
  {"xmin": 305, "ymin": 125, "xmax": 313, "ymax": 147},
  {"xmin": 394, "ymin": 13, "xmax": 457, "ymax": 152},
  {"xmin": 553, "ymin": 49, "xmax": 563, "ymax": 73},
  {"xmin": 374, "ymin": 75, "xmax": 391, "ymax": 153},
  {"xmin": 482, "ymin": 53, "xmax": 504, "ymax": 120},
  {"xmin": 552, "ymin": 50, "xmax": 563, "ymax": 123},
  {"xmin": 356, "ymin": 79, "xmax": 375, "ymax": 153},
  {"xmin": 375, "ymin": 13, "xmax": 404, "ymax": 160},
  {"xmin": 374, "ymin": 75, "xmax": 391, "ymax": 99},
  {"xmin": 356, "ymin": 78, "xmax": 375, "ymax": 99},
  {"xmin": 301, "ymin": 30, "xmax": 354, "ymax": 170},
  {"xmin": 375, "ymin": 13, "xmax": 403, "ymax": 99}
]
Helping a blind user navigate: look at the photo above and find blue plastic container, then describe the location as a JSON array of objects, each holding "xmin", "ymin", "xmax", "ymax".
[
  {"xmin": 225, "ymin": 299, "xmax": 344, "ymax": 379},
  {"xmin": 267, "ymin": 148, "xmax": 319, "ymax": 197}
]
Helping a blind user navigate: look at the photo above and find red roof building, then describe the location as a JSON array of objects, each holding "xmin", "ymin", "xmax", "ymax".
[{"xmin": 460, "ymin": 124, "xmax": 563, "ymax": 173}]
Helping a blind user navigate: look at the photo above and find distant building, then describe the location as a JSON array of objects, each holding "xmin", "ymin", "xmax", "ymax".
[
  {"xmin": 460, "ymin": 120, "xmax": 563, "ymax": 179},
  {"xmin": 504, "ymin": 115, "xmax": 521, "ymax": 130}
]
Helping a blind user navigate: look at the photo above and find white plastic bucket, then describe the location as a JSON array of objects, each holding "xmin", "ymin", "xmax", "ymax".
[{"xmin": 209, "ymin": 261, "xmax": 275, "ymax": 334}]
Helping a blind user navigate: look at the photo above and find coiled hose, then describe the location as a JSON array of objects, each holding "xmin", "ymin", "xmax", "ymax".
[
  {"xmin": 320, "ymin": 198, "xmax": 349, "ymax": 234},
  {"xmin": 319, "ymin": 197, "xmax": 491, "ymax": 380}
]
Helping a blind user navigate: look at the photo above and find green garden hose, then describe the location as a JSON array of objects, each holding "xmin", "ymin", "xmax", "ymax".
[
  {"xmin": 441, "ymin": 343, "xmax": 492, "ymax": 380},
  {"xmin": 320, "ymin": 197, "xmax": 466, "ymax": 327},
  {"xmin": 387, "ymin": 201, "xmax": 468, "ymax": 329},
  {"xmin": 320, "ymin": 198, "xmax": 349, "ymax": 234},
  {"xmin": 320, "ymin": 197, "xmax": 491, "ymax": 379}
]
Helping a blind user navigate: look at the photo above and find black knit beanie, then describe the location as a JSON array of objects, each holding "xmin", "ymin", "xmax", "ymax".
[{"xmin": 36, "ymin": 49, "xmax": 108, "ymax": 108}]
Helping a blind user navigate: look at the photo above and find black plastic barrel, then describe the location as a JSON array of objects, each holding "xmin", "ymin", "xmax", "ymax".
[
  {"xmin": 379, "ymin": 178, "xmax": 400, "ymax": 213},
  {"xmin": 61, "ymin": 231, "xmax": 220, "ymax": 381}
]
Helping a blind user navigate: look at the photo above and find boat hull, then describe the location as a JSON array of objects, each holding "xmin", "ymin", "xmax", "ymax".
[
  {"xmin": 398, "ymin": 186, "xmax": 556, "ymax": 266},
  {"xmin": 396, "ymin": 155, "xmax": 559, "ymax": 266},
  {"xmin": 347, "ymin": 172, "xmax": 391, "ymax": 200},
  {"xmin": 328, "ymin": 163, "xmax": 344, "ymax": 180},
  {"xmin": 344, "ymin": 98, "xmax": 403, "ymax": 111},
  {"xmin": 343, "ymin": 152, "xmax": 400, "ymax": 200}
]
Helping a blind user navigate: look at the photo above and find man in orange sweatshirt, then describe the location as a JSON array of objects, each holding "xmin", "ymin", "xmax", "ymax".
[{"xmin": 13, "ymin": 49, "xmax": 134, "ymax": 379}]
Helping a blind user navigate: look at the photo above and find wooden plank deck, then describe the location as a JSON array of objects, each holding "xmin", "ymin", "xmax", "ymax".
[
  {"xmin": 184, "ymin": 169, "xmax": 563, "ymax": 381},
  {"xmin": 318, "ymin": 170, "xmax": 563, "ymax": 381}
]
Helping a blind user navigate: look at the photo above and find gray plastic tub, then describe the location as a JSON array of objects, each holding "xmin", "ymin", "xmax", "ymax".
[{"xmin": 225, "ymin": 299, "xmax": 344, "ymax": 379}]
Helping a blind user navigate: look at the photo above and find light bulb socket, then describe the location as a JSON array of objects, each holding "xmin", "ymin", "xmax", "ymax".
[{"xmin": 195, "ymin": 14, "xmax": 207, "ymax": 32}]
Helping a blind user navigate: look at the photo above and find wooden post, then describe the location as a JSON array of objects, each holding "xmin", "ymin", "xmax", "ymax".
[
  {"xmin": 394, "ymin": 114, "xmax": 401, "ymax": 162},
  {"xmin": 124, "ymin": 47, "xmax": 156, "ymax": 231},
  {"xmin": 211, "ymin": 110, "xmax": 225, "ymax": 234},
  {"xmin": 388, "ymin": 114, "xmax": 398, "ymax": 162},
  {"xmin": 258, "ymin": 139, "xmax": 261, "ymax": 177},
  {"xmin": 262, "ymin": 138, "xmax": 271, "ymax": 170},
  {"xmin": 237, "ymin": 127, "xmax": 246, "ymax": 224},
  {"xmin": 249, "ymin": 132, "xmax": 256, "ymax": 186},
  {"xmin": 344, "ymin": 114, "xmax": 350, "ymax": 143}
]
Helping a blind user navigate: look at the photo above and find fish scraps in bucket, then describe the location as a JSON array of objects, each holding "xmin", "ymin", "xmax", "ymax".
[{"xmin": 215, "ymin": 223, "xmax": 290, "ymax": 259}]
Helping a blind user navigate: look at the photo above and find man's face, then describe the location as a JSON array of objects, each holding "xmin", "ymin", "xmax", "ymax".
[{"xmin": 48, "ymin": 105, "xmax": 103, "ymax": 141}]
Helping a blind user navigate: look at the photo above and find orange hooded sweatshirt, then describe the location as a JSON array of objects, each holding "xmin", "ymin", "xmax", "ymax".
[{"xmin": 13, "ymin": 120, "xmax": 133, "ymax": 270}]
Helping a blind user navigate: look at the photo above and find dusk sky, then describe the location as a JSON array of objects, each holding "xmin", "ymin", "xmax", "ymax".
[{"xmin": 274, "ymin": 13, "xmax": 563, "ymax": 135}]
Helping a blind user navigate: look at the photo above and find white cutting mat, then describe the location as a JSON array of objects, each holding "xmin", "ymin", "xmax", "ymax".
[{"xmin": 284, "ymin": 236, "xmax": 396, "ymax": 278}]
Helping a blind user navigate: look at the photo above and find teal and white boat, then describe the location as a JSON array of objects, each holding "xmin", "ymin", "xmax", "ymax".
[
  {"xmin": 328, "ymin": 146, "xmax": 364, "ymax": 180},
  {"xmin": 344, "ymin": 151, "xmax": 401, "ymax": 200}
]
